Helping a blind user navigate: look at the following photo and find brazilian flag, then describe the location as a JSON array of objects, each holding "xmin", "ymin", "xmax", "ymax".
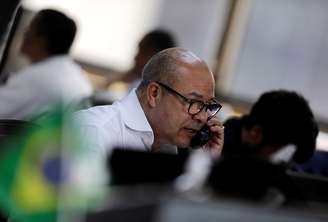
[{"xmin": 0, "ymin": 111, "xmax": 105, "ymax": 222}]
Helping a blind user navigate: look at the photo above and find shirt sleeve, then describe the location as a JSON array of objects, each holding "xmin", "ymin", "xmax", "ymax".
[{"xmin": 0, "ymin": 71, "xmax": 37, "ymax": 119}]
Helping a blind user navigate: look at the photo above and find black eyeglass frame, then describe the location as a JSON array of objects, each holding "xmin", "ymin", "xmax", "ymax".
[{"xmin": 155, "ymin": 81, "xmax": 222, "ymax": 119}]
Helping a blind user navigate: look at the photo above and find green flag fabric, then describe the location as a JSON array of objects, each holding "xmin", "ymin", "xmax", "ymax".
[{"xmin": 0, "ymin": 110, "xmax": 107, "ymax": 222}]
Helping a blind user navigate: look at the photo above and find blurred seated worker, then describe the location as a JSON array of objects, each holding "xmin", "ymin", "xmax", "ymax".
[
  {"xmin": 222, "ymin": 90, "xmax": 318, "ymax": 165},
  {"xmin": 75, "ymin": 48, "xmax": 224, "ymax": 158},
  {"xmin": 0, "ymin": 9, "xmax": 93, "ymax": 120},
  {"xmin": 108, "ymin": 29, "xmax": 176, "ymax": 93}
]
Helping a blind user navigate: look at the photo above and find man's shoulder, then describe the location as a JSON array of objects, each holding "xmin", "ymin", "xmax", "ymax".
[
  {"xmin": 29, "ymin": 56, "xmax": 79, "ymax": 71},
  {"xmin": 74, "ymin": 104, "xmax": 121, "ymax": 127},
  {"xmin": 14, "ymin": 56, "xmax": 75, "ymax": 77}
]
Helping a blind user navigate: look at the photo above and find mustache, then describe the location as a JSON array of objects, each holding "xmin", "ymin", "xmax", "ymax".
[{"xmin": 186, "ymin": 124, "xmax": 206, "ymax": 131}]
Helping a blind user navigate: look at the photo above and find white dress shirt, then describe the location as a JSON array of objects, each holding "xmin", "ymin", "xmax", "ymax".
[
  {"xmin": 74, "ymin": 89, "xmax": 154, "ymax": 156},
  {"xmin": 0, "ymin": 55, "xmax": 93, "ymax": 120}
]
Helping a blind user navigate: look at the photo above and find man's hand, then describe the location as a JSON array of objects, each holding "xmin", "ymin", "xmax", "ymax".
[{"xmin": 202, "ymin": 116, "xmax": 224, "ymax": 158}]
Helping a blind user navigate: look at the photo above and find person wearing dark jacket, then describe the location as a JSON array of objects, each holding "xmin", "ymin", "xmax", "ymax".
[
  {"xmin": 222, "ymin": 90, "xmax": 318, "ymax": 164},
  {"xmin": 208, "ymin": 90, "xmax": 318, "ymax": 203}
]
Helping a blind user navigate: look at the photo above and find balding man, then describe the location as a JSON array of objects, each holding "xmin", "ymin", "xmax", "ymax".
[{"xmin": 75, "ymin": 48, "xmax": 224, "ymax": 157}]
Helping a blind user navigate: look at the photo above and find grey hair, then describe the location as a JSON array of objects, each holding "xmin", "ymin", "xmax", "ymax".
[{"xmin": 136, "ymin": 47, "xmax": 203, "ymax": 93}]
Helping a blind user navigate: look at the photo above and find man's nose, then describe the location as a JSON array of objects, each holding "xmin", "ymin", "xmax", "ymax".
[{"xmin": 192, "ymin": 108, "xmax": 209, "ymax": 123}]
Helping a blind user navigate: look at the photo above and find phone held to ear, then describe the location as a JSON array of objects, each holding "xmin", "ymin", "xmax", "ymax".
[{"xmin": 190, "ymin": 124, "xmax": 213, "ymax": 149}]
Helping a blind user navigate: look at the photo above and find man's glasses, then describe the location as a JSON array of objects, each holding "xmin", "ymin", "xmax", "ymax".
[{"xmin": 155, "ymin": 81, "xmax": 222, "ymax": 119}]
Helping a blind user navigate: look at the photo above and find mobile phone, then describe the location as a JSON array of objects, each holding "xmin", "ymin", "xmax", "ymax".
[{"xmin": 190, "ymin": 124, "xmax": 213, "ymax": 149}]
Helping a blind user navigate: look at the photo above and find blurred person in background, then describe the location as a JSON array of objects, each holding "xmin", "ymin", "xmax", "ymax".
[
  {"xmin": 207, "ymin": 90, "xmax": 318, "ymax": 203},
  {"xmin": 0, "ymin": 9, "xmax": 92, "ymax": 120},
  {"xmin": 108, "ymin": 29, "xmax": 176, "ymax": 92},
  {"xmin": 222, "ymin": 90, "xmax": 318, "ymax": 165}
]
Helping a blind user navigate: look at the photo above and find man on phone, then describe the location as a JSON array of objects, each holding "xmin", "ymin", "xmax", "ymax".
[{"xmin": 74, "ymin": 47, "xmax": 224, "ymax": 158}]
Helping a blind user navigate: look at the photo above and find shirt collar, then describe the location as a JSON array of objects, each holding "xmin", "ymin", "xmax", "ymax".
[
  {"xmin": 270, "ymin": 144, "xmax": 296, "ymax": 164},
  {"xmin": 119, "ymin": 89, "xmax": 153, "ymax": 133}
]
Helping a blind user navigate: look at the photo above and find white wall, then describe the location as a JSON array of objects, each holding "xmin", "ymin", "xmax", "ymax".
[
  {"xmin": 23, "ymin": 0, "xmax": 161, "ymax": 71},
  {"xmin": 156, "ymin": 0, "xmax": 229, "ymax": 69},
  {"xmin": 227, "ymin": 0, "xmax": 328, "ymax": 122},
  {"xmin": 22, "ymin": 0, "xmax": 228, "ymax": 72}
]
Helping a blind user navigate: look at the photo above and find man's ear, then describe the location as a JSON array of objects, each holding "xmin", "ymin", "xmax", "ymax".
[
  {"xmin": 242, "ymin": 125, "xmax": 263, "ymax": 145},
  {"xmin": 38, "ymin": 37, "xmax": 49, "ymax": 53},
  {"xmin": 29, "ymin": 36, "xmax": 49, "ymax": 58},
  {"xmin": 249, "ymin": 125, "xmax": 263, "ymax": 145},
  {"xmin": 146, "ymin": 83, "xmax": 161, "ymax": 108}
]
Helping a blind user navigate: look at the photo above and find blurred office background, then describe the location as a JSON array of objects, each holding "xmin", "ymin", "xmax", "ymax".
[
  {"xmin": 3, "ymin": 0, "xmax": 328, "ymax": 150},
  {"xmin": 2, "ymin": 1, "xmax": 328, "ymax": 221}
]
